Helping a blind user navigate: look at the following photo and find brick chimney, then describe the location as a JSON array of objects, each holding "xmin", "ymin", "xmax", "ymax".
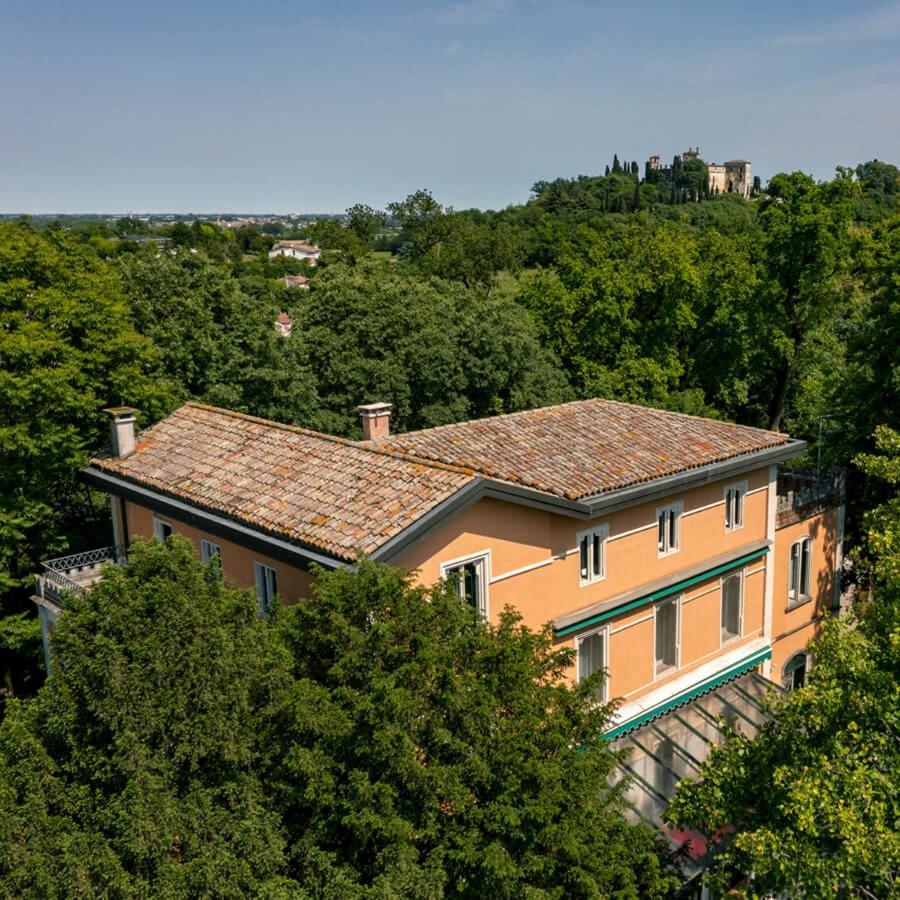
[
  {"xmin": 104, "ymin": 407, "xmax": 138, "ymax": 459},
  {"xmin": 357, "ymin": 402, "xmax": 392, "ymax": 441}
]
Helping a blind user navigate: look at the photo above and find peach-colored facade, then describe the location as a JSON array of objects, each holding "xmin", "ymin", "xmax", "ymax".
[
  {"xmin": 770, "ymin": 507, "xmax": 839, "ymax": 681},
  {"xmin": 124, "ymin": 501, "xmax": 315, "ymax": 604},
  {"xmin": 117, "ymin": 461, "xmax": 838, "ymax": 714}
]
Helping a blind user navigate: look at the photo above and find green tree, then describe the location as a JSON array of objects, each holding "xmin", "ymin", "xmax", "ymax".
[
  {"xmin": 0, "ymin": 223, "xmax": 174, "ymax": 698},
  {"xmin": 0, "ymin": 538, "xmax": 293, "ymax": 897},
  {"xmin": 0, "ymin": 540, "xmax": 682, "ymax": 896},
  {"xmin": 116, "ymin": 250, "xmax": 318, "ymax": 425},
  {"xmin": 266, "ymin": 560, "xmax": 682, "ymax": 897},
  {"xmin": 757, "ymin": 171, "xmax": 856, "ymax": 431},
  {"xmin": 296, "ymin": 259, "xmax": 569, "ymax": 435},
  {"xmin": 666, "ymin": 428, "xmax": 900, "ymax": 897},
  {"xmin": 345, "ymin": 203, "xmax": 387, "ymax": 247}
]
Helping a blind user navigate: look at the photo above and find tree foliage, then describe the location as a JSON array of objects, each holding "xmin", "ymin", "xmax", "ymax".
[
  {"xmin": 295, "ymin": 259, "xmax": 570, "ymax": 435},
  {"xmin": 0, "ymin": 539, "xmax": 682, "ymax": 897},
  {"xmin": 0, "ymin": 223, "xmax": 175, "ymax": 697}
]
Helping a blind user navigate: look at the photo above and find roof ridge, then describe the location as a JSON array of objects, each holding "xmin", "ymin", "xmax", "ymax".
[
  {"xmin": 178, "ymin": 402, "xmax": 478, "ymax": 478},
  {"xmin": 378, "ymin": 396, "xmax": 787, "ymax": 442}
]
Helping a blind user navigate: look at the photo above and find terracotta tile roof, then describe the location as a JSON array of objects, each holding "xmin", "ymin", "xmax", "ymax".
[
  {"xmin": 91, "ymin": 403, "xmax": 472, "ymax": 562},
  {"xmin": 273, "ymin": 241, "xmax": 320, "ymax": 253},
  {"xmin": 376, "ymin": 398, "xmax": 792, "ymax": 501}
]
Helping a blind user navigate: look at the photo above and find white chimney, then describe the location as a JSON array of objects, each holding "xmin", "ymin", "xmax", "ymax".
[
  {"xmin": 104, "ymin": 407, "xmax": 138, "ymax": 459},
  {"xmin": 357, "ymin": 402, "xmax": 392, "ymax": 441}
]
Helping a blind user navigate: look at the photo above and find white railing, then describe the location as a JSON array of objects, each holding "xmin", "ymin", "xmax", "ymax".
[{"xmin": 35, "ymin": 545, "xmax": 126, "ymax": 605}]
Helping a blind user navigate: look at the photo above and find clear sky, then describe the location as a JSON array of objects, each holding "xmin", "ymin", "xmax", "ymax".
[{"xmin": 2, "ymin": 0, "xmax": 898, "ymax": 213}]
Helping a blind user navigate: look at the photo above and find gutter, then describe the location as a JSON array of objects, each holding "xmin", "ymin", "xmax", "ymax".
[
  {"xmin": 81, "ymin": 467, "xmax": 348, "ymax": 573},
  {"xmin": 374, "ymin": 442, "xmax": 805, "ymax": 564}
]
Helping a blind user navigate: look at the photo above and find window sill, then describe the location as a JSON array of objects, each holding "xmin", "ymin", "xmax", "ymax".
[
  {"xmin": 785, "ymin": 595, "xmax": 813, "ymax": 613},
  {"xmin": 720, "ymin": 632, "xmax": 741, "ymax": 647},
  {"xmin": 655, "ymin": 663, "xmax": 678, "ymax": 679},
  {"xmin": 579, "ymin": 575, "xmax": 607, "ymax": 589}
]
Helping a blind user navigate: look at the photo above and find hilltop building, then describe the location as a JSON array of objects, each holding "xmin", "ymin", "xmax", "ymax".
[
  {"xmin": 648, "ymin": 148, "xmax": 752, "ymax": 198},
  {"xmin": 33, "ymin": 398, "xmax": 842, "ymax": 876}
]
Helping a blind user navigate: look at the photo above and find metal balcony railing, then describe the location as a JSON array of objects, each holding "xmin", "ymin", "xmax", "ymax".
[
  {"xmin": 35, "ymin": 545, "xmax": 126, "ymax": 607},
  {"xmin": 776, "ymin": 468, "xmax": 845, "ymax": 525}
]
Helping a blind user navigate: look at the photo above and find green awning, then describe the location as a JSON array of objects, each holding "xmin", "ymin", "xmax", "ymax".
[
  {"xmin": 604, "ymin": 644, "xmax": 772, "ymax": 740},
  {"xmin": 556, "ymin": 545, "xmax": 769, "ymax": 637}
]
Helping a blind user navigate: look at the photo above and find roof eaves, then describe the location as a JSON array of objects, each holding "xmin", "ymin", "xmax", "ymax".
[
  {"xmin": 581, "ymin": 439, "xmax": 807, "ymax": 512},
  {"xmin": 82, "ymin": 465, "xmax": 354, "ymax": 569}
]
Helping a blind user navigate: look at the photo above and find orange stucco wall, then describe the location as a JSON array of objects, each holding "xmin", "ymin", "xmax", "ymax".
[
  {"xmin": 118, "ymin": 465, "xmax": 838, "ymax": 709},
  {"xmin": 770, "ymin": 507, "xmax": 839, "ymax": 681},
  {"xmin": 123, "ymin": 501, "xmax": 315, "ymax": 604},
  {"xmin": 395, "ymin": 466, "xmax": 773, "ymax": 703}
]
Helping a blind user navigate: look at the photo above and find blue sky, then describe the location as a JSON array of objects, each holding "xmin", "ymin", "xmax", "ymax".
[{"xmin": 2, "ymin": 0, "xmax": 898, "ymax": 213}]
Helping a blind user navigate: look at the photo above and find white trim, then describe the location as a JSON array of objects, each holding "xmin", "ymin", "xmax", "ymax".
[
  {"xmin": 490, "ymin": 556, "xmax": 553, "ymax": 584},
  {"xmin": 610, "ymin": 612, "xmax": 653, "ymax": 634},
  {"xmin": 653, "ymin": 593, "xmax": 681, "ymax": 680},
  {"xmin": 253, "ymin": 561, "xmax": 278, "ymax": 616},
  {"xmin": 608, "ymin": 520, "xmax": 656, "ymax": 541},
  {"xmin": 787, "ymin": 535, "xmax": 813, "ymax": 606},
  {"xmin": 574, "ymin": 624, "xmax": 609, "ymax": 702},
  {"xmin": 200, "ymin": 539, "xmax": 221, "ymax": 563},
  {"xmin": 724, "ymin": 479, "xmax": 749, "ymax": 533},
  {"xmin": 682, "ymin": 584, "xmax": 719, "ymax": 605},
  {"xmin": 682, "ymin": 497, "xmax": 725, "ymax": 518},
  {"xmin": 745, "ymin": 484, "xmax": 768, "ymax": 497},
  {"xmin": 656, "ymin": 500, "xmax": 683, "ymax": 558},
  {"xmin": 719, "ymin": 568, "xmax": 744, "ymax": 647},
  {"xmin": 440, "ymin": 549, "xmax": 492, "ymax": 619},
  {"xmin": 833, "ymin": 503, "xmax": 846, "ymax": 610},
  {"xmin": 577, "ymin": 523, "xmax": 608, "ymax": 586},
  {"xmin": 612, "ymin": 636, "xmax": 770, "ymax": 726},
  {"xmin": 153, "ymin": 516, "xmax": 173, "ymax": 542},
  {"xmin": 110, "ymin": 496, "xmax": 124, "ymax": 547},
  {"xmin": 762, "ymin": 464, "xmax": 777, "ymax": 678},
  {"xmin": 745, "ymin": 564, "xmax": 766, "ymax": 578}
]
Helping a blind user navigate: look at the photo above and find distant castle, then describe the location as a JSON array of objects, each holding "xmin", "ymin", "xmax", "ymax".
[{"xmin": 648, "ymin": 147, "xmax": 752, "ymax": 199}]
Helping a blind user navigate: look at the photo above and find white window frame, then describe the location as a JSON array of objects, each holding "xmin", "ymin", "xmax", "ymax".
[
  {"xmin": 153, "ymin": 516, "xmax": 173, "ymax": 542},
  {"xmin": 440, "ymin": 550, "xmax": 491, "ymax": 619},
  {"xmin": 788, "ymin": 536, "xmax": 812, "ymax": 606},
  {"xmin": 656, "ymin": 501, "xmax": 683, "ymax": 557},
  {"xmin": 200, "ymin": 539, "xmax": 221, "ymax": 563},
  {"xmin": 724, "ymin": 480, "xmax": 748, "ymax": 533},
  {"xmin": 653, "ymin": 594, "xmax": 681, "ymax": 679},
  {"xmin": 254, "ymin": 561, "xmax": 278, "ymax": 616},
  {"xmin": 577, "ymin": 523, "xmax": 609, "ymax": 586},
  {"xmin": 720, "ymin": 569, "xmax": 744, "ymax": 646},
  {"xmin": 574, "ymin": 625, "xmax": 608, "ymax": 702}
]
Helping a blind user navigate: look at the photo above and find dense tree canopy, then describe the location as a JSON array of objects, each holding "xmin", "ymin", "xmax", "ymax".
[
  {"xmin": 293, "ymin": 259, "xmax": 570, "ymax": 435},
  {"xmin": 0, "ymin": 223, "xmax": 175, "ymax": 697},
  {"xmin": 0, "ymin": 539, "xmax": 682, "ymax": 897}
]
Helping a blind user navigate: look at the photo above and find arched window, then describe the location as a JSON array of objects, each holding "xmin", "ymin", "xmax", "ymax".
[{"xmin": 783, "ymin": 653, "xmax": 808, "ymax": 690}]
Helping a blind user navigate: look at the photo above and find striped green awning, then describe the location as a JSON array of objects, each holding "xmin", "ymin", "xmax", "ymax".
[
  {"xmin": 556, "ymin": 545, "xmax": 769, "ymax": 637},
  {"xmin": 604, "ymin": 644, "xmax": 772, "ymax": 740}
]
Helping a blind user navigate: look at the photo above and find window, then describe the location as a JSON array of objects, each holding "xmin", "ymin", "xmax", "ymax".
[
  {"xmin": 578, "ymin": 524, "xmax": 608, "ymax": 585},
  {"xmin": 655, "ymin": 596, "xmax": 680, "ymax": 675},
  {"xmin": 153, "ymin": 517, "xmax": 173, "ymax": 541},
  {"xmin": 200, "ymin": 540, "xmax": 221, "ymax": 563},
  {"xmin": 442, "ymin": 553, "xmax": 489, "ymax": 618},
  {"xmin": 783, "ymin": 653, "xmax": 808, "ymax": 690},
  {"xmin": 656, "ymin": 502, "xmax": 682, "ymax": 556},
  {"xmin": 788, "ymin": 537, "xmax": 812, "ymax": 604},
  {"xmin": 254, "ymin": 562, "xmax": 278, "ymax": 616},
  {"xmin": 724, "ymin": 481, "xmax": 747, "ymax": 532},
  {"xmin": 721, "ymin": 572, "xmax": 742, "ymax": 643},
  {"xmin": 576, "ymin": 628, "xmax": 606, "ymax": 701}
]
